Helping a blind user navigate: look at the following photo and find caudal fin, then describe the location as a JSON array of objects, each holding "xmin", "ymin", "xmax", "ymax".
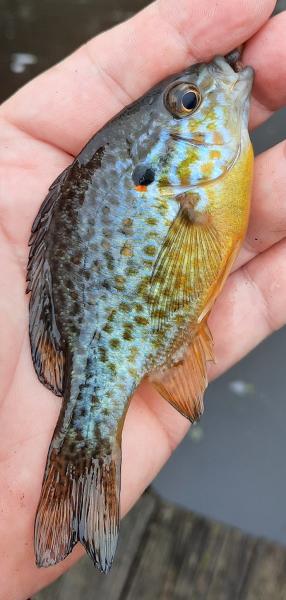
[{"xmin": 34, "ymin": 446, "xmax": 121, "ymax": 573}]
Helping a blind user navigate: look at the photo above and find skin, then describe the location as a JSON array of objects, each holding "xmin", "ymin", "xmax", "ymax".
[{"xmin": 1, "ymin": 0, "xmax": 286, "ymax": 597}]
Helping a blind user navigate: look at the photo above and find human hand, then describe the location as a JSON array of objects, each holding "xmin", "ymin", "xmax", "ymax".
[{"xmin": 1, "ymin": 0, "xmax": 286, "ymax": 597}]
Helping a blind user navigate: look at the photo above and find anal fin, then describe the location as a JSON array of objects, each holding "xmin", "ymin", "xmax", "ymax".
[{"xmin": 150, "ymin": 321, "xmax": 214, "ymax": 422}]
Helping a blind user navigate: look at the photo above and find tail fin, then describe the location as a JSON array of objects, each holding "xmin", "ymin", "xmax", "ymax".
[{"xmin": 34, "ymin": 446, "xmax": 121, "ymax": 573}]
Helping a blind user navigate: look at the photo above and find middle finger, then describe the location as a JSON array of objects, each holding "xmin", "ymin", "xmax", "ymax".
[
  {"xmin": 235, "ymin": 139, "xmax": 286, "ymax": 270},
  {"xmin": 244, "ymin": 12, "xmax": 286, "ymax": 129}
]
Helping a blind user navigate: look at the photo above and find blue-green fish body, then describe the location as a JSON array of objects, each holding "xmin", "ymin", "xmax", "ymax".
[{"xmin": 27, "ymin": 55, "xmax": 254, "ymax": 571}]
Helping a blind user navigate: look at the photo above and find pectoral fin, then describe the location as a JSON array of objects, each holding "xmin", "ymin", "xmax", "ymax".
[
  {"xmin": 150, "ymin": 321, "xmax": 214, "ymax": 422},
  {"xmin": 149, "ymin": 207, "xmax": 222, "ymax": 331}
]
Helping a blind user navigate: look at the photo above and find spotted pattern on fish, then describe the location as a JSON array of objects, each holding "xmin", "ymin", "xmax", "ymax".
[{"xmin": 27, "ymin": 55, "xmax": 254, "ymax": 573}]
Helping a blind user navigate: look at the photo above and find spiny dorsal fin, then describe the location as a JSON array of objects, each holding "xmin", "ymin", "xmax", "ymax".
[
  {"xmin": 149, "ymin": 207, "xmax": 222, "ymax": 331},
  {"xmin": 150, "ymin": 321, "xmax": 214, "ymax": 422},
  {"xmin": 26, "ymin": 166, "xmax": 71, "ymax": 396},
  {"xmin": 27, "ymin": 146, "xmax": 107, "ymax": 397}
]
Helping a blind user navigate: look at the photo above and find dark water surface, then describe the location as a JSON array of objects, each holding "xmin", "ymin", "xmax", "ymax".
[
  {"xmin": 0, "ymin": 0, "xmax": 146, "ymax": 102},
  {"xmin": 1, "ymin": 0, "xmax": 286, "ymax": 545}
]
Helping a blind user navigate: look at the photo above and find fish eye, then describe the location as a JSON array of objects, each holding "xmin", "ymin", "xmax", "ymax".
[{"xmin": 164, "ymin": 83, "xmax": 201, "ymax": 118}]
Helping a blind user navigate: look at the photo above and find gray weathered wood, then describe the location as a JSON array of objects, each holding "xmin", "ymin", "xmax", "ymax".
[{"xmin": 242, "ymin": 543, "xmax": 286, "ymax": 600}]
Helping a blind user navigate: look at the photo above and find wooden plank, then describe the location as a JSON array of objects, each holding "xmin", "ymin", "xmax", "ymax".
[
  {"xmin": 122, "ymin": 500, "xmax": 198, "ymax": 599},
  {"xmin": 241, "ymin": 541, "xmax": 286, "ymax": 600},
  {"xmin": 204, "ymin": 528, "xmax": 256, "ymax": 599},
  {"xmin": 172, "ymin": 519, "xmax": 227, "ymax": 599},
  {"xmin": 122, "ymin": 499, "xmax": 254, "ymax": 599},
  {"xmin": 33, "ymin": 491, "xmax": 156, "ymax": 600}
]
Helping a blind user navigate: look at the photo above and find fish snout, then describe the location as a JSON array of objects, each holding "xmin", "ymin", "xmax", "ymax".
[
  {"xmin": 234, "ymin": 66, "xmax": 254, "ymax": 100},
  {"xmin": 213, "ymin": 56, "xmax": 237, "ymax": 78},
  {"xmin": 213, "ymin": 55, "xmax": 253, "ymax": 79},
  {"xmin": 212, "ymin": 56, "xmax": 254, "ymax": 100}
]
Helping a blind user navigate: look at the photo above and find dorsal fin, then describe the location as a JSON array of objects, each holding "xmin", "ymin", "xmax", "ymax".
[
  {"xmin": 27, "ymin": 146, "xmax": 107, "ymax": 397},
  {"xmin": 26, "ymin": 166, "xmax": 71, "ymax": 396},
  {"xmin": 150, "ymin": 321, "xmax": 214, "ymax": 422}
]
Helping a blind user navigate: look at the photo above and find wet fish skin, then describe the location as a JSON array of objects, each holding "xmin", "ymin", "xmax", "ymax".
[{"xmin": 27, "ymin": 56, "xmax": 254, "ymax": 572}]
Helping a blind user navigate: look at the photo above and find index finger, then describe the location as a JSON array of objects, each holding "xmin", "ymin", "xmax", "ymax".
[{"xmin": 1, "ymin": 0, "xmax": 275, "ymax": 156}]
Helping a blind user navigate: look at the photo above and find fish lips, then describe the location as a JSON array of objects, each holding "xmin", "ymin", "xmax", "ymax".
[
  {"xmin": 212, "ymin": 55, "xmax": 254, "ymax": 99},
  {"xmin": 233, "ymin": 68, "xmax": 254, "ymax": 101}
]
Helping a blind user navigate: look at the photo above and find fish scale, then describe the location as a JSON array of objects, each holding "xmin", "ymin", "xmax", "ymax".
[{"xmin": 27, "ymin": 54, "xmax": 254, "ymax": 572}]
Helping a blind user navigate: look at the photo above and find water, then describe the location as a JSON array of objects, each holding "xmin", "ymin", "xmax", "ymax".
[
  {"xmin": 0, "ymin": 0, "xmax": 146, "ymax": 102},
  {"xmin": 1, "ymin": 0, "xmax": 286, "ymax": 545}
]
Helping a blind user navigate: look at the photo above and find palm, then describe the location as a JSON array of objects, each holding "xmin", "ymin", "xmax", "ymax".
[{"xmin": 1, "ymin": 0, "xmax": 286, "ymax": 597}]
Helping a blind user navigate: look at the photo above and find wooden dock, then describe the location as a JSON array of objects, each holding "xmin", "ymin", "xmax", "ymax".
[{"xmin": 34, "ymin": 489, "xmax": 286, "ymax": 599}]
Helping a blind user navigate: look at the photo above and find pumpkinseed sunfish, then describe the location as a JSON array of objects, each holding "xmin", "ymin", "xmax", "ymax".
[{"xmin": 27, "ymin": 54, "xmax": 254, "ymax": 572}]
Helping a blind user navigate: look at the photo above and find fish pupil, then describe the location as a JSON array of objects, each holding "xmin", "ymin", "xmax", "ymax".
[
  {"xmin": 132, "ymin": 164, "xmax": 155, "ymax": 187},
  {"xmin": 182, "ymin": 91, "xmax": 198, "ymax": 111}
]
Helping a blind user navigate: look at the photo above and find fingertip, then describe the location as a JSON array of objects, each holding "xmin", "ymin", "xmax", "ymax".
[
  {"xmin": 174, "ymin": 0, "xmax": 276, "ymax": 60},
  {"xmin": 244, "ymin": 11, "xmax": 286, "ymax": 118}
]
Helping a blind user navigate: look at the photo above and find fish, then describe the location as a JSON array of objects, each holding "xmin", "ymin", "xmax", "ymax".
[{"xmin": 27, "ymin": 53, "xmax": 254, "ymax": 573}]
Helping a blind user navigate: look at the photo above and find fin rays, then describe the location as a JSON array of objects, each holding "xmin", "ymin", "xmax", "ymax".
[
  {"xmin": 149, "ymin": 208, "xmax": 222, "ymax": 330},
  {"xmin": 150, "ymin": 321, "xmax": 214, "ymax": 422},
  {"xmin": 26, "ymin": 167, "xmax": 71, "ymax": 396},
  {"xmin": 35, "ymin": 448, "xmax": 121, "ymax": 573}
]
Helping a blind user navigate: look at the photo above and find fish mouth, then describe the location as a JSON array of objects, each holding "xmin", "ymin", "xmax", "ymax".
[
  {"xmin": 225, "ymin": 47, "xmax": 244, "ymax": 73},
  {"xmin": 212, "ymin": 53, "xmax": 254, "ymax": 131},
  {"xmin": 212, "ymin": 55, "xmax": 254, "ymax": 98}
]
